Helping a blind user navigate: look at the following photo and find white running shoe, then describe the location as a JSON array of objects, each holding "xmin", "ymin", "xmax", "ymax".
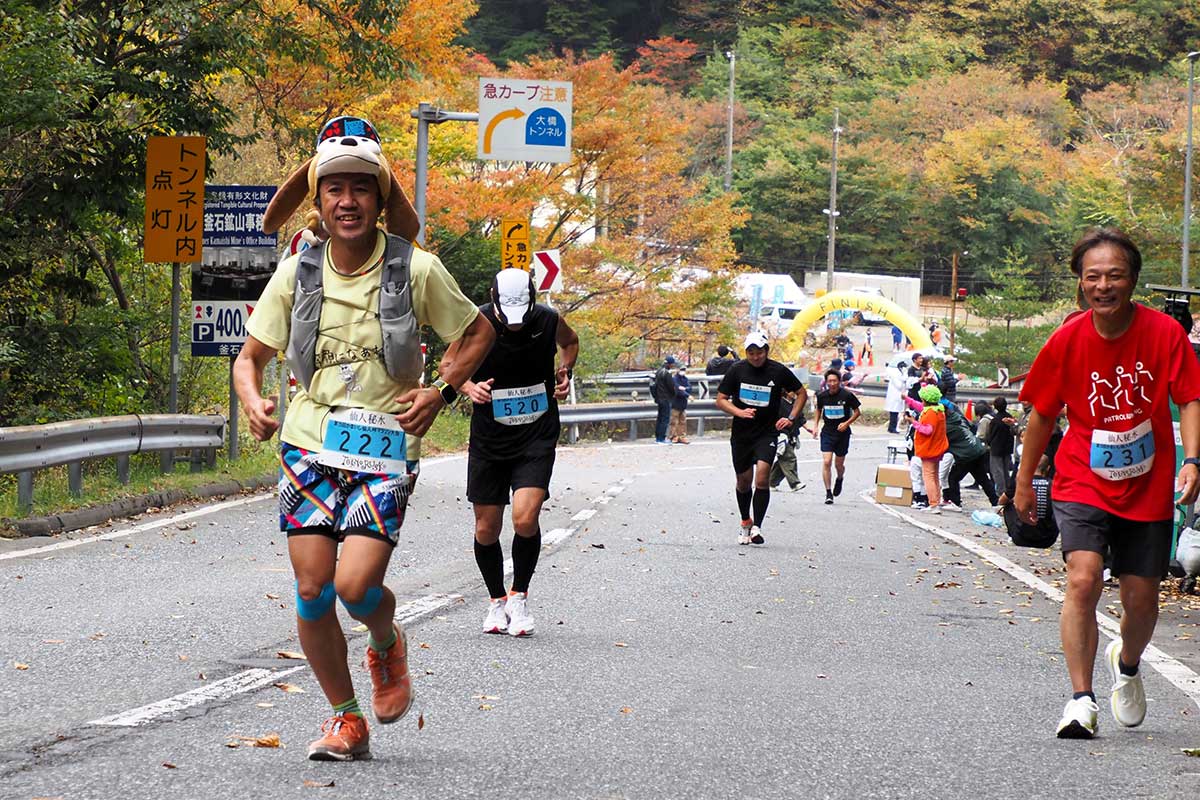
[
  {"xmin": 506, "ymin": 592, "xmax": 535, "ymax": 637},
  {"xmin": 737, "ymin": 521, "xmax": 752, "ymax": 545},
  {"xmin": 791, "ymin": 482, "xmax": 806, "ymax": 492},
  {"xmin": 749, "ymin": 526, "xmax": 765, "ymax": 545},
  {"xmin": 927, "ymin": 506, "xmax": 942, "ymax": 515},
  {"xmin": 1056, "ymin": 696, "xmax": 1099, "ymax": 739},
  {"xmin": 1105, "ymin": 638, "xmax": 1146, "ymax": 727},
  {"xmin": 482, "ymin": 598, "xmax": 508, "ymax": 634},
  {"xmin": 941, "ymin": 501, "xmax": 963, "ymax": 513}
]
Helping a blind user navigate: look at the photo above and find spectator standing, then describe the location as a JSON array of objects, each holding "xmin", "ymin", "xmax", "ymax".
[
  {"xmin": 706, "ymin": 345, "xmax": 736, "ymax": 377},
  {"xmin": 653, "ymin": 355, "xmax": 677, "ymax": 444},
  {"xmin": 939, "ymin": 355, "xmax": 960, "ymax": 402},
  {"xmin": 670, "ymin": 366, "xmax": 691, "ymax": 444}
]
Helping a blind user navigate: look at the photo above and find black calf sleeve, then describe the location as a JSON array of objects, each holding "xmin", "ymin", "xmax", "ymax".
[
  {"xmin": 736, "ymin": 489, "xmax": 752, "ymax": 521},
  {"xmin": 752, "ymin": 488, "xmax": 770, "ymax": 527},
  {"xmin": 474, "ymin": 539, "xmax": 506, "ymax": 599},
  {"xmin": 511, "ymin": 529, "xmax": 542, "ymax": 594}
]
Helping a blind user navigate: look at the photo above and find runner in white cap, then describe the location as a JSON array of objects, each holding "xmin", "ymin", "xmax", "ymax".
[{"xmin": 714, "ymin": 331, "xmax": 806, "ymax": 545}]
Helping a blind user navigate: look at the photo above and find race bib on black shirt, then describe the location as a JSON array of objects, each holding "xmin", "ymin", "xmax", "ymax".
[{"xmin": 717, "ymin": 358, "xmax": 803, "ymax": 442}]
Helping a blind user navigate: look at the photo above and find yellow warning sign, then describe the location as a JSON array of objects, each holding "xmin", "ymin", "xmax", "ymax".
[
  {"xmin": 501, "ymin": 217, "xmax": 530, "ymax": 271},
  {"xmin": 144, "ymin": 136, "xmax": 206, "ymax": 263}
]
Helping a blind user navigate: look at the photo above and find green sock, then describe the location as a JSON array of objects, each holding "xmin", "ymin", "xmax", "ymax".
[
  {"xmin": 368, "ymin": 627, "xmax": 397, "ymax": 653},
  {"xmin": 333, "ymin": 697, "xmax": 361, "ymax": 717}
]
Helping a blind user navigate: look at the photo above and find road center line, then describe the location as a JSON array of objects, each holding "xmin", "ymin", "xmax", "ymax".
[{"xmin": 865, "ymin": 492, "xmax": 1200, "ymax": 711}]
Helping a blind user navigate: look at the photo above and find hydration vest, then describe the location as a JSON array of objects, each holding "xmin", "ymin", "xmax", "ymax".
[{"xmin": 285, "ymin": 234, "xmax": 424, "ymax": 393}]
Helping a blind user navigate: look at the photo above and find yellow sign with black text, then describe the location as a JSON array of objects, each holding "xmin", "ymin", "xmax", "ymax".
[
  {"xmin": 144, "ymin": 136, "xmax": 206, "ymax": 263},
  {"xmin": 501, "ymin": 217, "xmax": 530, "ymax": 271}
]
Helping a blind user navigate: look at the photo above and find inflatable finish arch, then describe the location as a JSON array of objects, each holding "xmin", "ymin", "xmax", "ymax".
[{"xmin": 776, "ymin": 290, "xmax": 933, "ymax": 361}]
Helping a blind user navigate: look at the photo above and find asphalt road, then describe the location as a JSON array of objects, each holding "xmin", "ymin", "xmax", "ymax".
[{"xmin": 4, "ymin": 431, "xmax": 1200, "ymax": 799}]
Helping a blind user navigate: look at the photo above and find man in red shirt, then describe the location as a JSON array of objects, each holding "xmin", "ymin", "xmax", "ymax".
[{"xmin": 1017, "ymin": 228, "xmax": 1200, "ymax": 739}]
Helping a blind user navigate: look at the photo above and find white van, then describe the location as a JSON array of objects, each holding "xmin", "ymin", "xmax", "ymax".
[{"xmin": 757, "ymin": 303, "xmax": 806, "ymax": 338}]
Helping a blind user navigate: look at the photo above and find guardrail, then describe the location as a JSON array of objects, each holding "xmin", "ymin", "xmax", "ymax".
[
  {"xmin": 560, "ymin": 400, "xmax": 724, "ymax": 443},
  {"xmin": 0, "ymin": 414, "xmax": 226, "ymax": 515}
]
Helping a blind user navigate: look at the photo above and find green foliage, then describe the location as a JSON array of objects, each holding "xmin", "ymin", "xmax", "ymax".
[
  {"xmin": 966, "ymin": 247, "xmax": 1067, "ymax": 329},
  {"xmin": 955, "ymin": 322, "xmax": 1061, "ymax": 377}
]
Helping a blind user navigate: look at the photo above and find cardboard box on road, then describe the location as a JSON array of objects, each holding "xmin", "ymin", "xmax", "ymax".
[{"xmin": 875, "ymin": 463, "xmax": 912, "ymax": 507}]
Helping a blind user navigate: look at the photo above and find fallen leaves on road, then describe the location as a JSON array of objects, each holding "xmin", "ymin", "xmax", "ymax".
[
  {"xmin": 472, "ymin": 694, "xmax": 500, "ymax": 701},
  {"xmin": 14, "ymin": 662, "xmax": 29, "ymax": 670},
  {"xmin": 418, "ymin": 713, "xmax": 425, "ymax": 731},
  {"xmin": 591, "ymin": 543, "xmax": 606, "ymax": 549},
  {"xmin": 478, "ymin": 704, "xmax": 493, "ymax": 711},
  {"xmin": 226, "ymin": 733, "xmax": 282, "ymax": 748},
  {"xmin": 162, "ymin": 762, "xmax": 177, "ymax": 769},
  {"xmin": 276, "ymin": 651, "xmax": 307, "ymax": 660},
  {"xmin": 273, "ymin": 683, "xmax": 304, "ymax": 694},
  {"xmin": 933, "ymin": 581, "xmax": 961, "ymax": 589},
  {"xmin": 256, "ymin": 702, "xmax": 274, "ymax": 709},
  {"xmin": 265, "ymin": 593, "xmax": 280, "ymax": 600},
  {"xmin": 89, "ymin": 632, "xmax": 106, "ymax": 641},
  {"xmin": 303, "ymin": 779, "xmax": 335, "ymax": 788},
  {"xmin": 42, "ymin": 639, "xmax": 64, "ymax": 645},
  {"xmin": 419, "ymin": 643, "xmax": 430, "ymax": 650},
  {"xmin": 614, "ymin": 642, "xmax": 628, "ymax": 648},
  {"xmin": 1183, "ymin": 748, "xmax": 1200, "ymax": 757},
  {"xmin": 620, "ymin": 707, "xmax": 633, "ymax": 714}
]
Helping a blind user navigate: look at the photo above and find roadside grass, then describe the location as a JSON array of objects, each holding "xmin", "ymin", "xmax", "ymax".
[{"xmin": 0, "ymin": 408, "xmax": 474, "ymax": 525}]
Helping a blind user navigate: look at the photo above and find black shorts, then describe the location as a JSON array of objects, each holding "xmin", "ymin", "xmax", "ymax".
[
  {"xmin": 467, "ymin": 449, "xmax": 556, "ymax": 506},
  {"xmin": 731, "ymin": 432, "xmax": 777, "ymax": 474},
  {"xmin": 1054, "ymin": 501, "xmax": 1173, "ymax": 578},
  {"xmin": 820, "ymin": 428, "xmax": 852, "ymax": 456}
]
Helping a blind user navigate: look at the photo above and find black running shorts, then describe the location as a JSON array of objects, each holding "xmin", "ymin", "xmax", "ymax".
[
  {"xmin": 731, "ymin": 432, "xmax": 777, "ymax": 474},
  {"xmin": 1054, "ymin": 501, "xmax": 1173, "ymax": 578},
  {"xmin": 467, "ymin": 449, "xmax": 556, "ymax": 506}
]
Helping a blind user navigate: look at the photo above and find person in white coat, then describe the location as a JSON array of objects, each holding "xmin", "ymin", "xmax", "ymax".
[{"xmin": 884, "ymin": 358, "xmax": 909, "ymax": 434}]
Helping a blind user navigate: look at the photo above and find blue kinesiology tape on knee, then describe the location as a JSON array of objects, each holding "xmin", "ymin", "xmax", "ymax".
[
  {"xmin": 295, "ymin": 581, "xmax": 336, "ymax": 621},
  {"xmin": 339, "ymin": 585, "xmax": 383, "ymax": 617}
]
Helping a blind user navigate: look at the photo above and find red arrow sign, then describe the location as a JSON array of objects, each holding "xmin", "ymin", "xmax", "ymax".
[{"xmin": 533, "ymin": 250, "xmax": 561, "ymax": 292}]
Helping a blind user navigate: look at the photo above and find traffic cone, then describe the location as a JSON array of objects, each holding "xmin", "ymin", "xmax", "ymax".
[
  {"xmin": 964, "ymin": 402, "xmax": 974, "ymax": 422},
  {"xmin": 867, "ymin": 347, "xmax": 874, "ymax": 367}
]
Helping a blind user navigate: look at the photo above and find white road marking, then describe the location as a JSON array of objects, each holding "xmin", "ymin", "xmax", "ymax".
[
  {"xmin": 88, "ymin": 590, "xmax": 465, "ymax": 728},
  {"xmin": 89, "ymin": 666, "xmax": 306, "ymax": 727},
  {"xmin": 676, "ymin": 465, "xmax": 715, "ymax": 471},
  {"xmin": 0, "ymin": 494, "xmax": 274, "ymax": 563},
  {"xmin": 605, "ymin": 485, "xmax": 625, "ymax": 495},
  {"xmin": 543, "ymin": 527, "xmax": 576, "ymax": 546},
  {"xmin": 572, "ymin": 508, "xmax": 598, "ymax": 522},
  {"xmin": 865, "ymin": 493, "xmax": 1200, "ymax": 711}
]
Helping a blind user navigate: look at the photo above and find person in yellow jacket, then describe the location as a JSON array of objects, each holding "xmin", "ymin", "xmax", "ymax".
[{"xmin": 912, "ymin": 384, "xmax": 950, "ymax": 514}]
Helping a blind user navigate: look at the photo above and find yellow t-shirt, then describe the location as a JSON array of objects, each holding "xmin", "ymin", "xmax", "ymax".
[{"xmin": 247, "ymin": 232, "xmax": 479, "ymax": 453}]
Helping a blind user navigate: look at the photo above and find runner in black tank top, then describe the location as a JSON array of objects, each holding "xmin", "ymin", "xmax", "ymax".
[{"xmin": 441, "ymin": 268, "xmax": 579, "ymax": 637}]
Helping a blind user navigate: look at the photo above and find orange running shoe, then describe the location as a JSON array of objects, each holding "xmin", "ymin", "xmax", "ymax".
[
  {"xmin": 365, "ymin": 623, "xmax": 414, "ymax": 724},
  {"xmin": 307, "ymin": 713, "xmax": 370, "ymax": 761}
]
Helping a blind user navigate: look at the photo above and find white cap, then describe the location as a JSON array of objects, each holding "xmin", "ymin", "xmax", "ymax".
[
  {"xmin": 743, "ymin": 330, "xmax": 769, "ymax": 350},
  {"xmin": 493, "ymin": 268, "xmax": 533, "ymax": 325}
]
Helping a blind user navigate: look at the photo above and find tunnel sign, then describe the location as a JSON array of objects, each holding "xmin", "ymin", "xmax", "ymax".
[{"xmin": 478, "ymin": 78, "xmax": 573, "ymax": 164}]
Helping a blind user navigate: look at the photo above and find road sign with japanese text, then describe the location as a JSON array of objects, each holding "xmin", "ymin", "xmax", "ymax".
[
  {"xmin": 203, "ymin": 186, "xmax": 277, "ymax": 248},
  {"xmin": 501, "ymin": 218, "xmax": 531, "ymax": 271},
  {"xmin": 478, "ymin": 78, "xmax": 572, "ymax": 163},
  {"xmin": 192, "ymin": 300, "xmax": 254, "ymax": 357},
  {"xmin": 144, "ymin": 136, "xmax": 206, "ymax": 263}
]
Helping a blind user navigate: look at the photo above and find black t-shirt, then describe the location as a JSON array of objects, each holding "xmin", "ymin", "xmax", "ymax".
[
  {"xmin": 816, "ymin": 388, "xmax": 861, "ymax": 434},
  {"xmin": 717, "ymin": 358, "xmax": 803, "ymax": 442},
  {"xmin": 468, "ymin": 303, "xmax": 560, "ymax": 459}
]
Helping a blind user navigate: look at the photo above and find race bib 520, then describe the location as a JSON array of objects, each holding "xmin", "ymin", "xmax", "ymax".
[
  {"xmin": 492, "ymin": 383, "xmax": 548, "ymax": 426},
  {"xmin": 1090, "ymin": 419, "xmax": 1154, "ymax": 481},
  {"xmin": 739, "ymin": 382, "xmax": 771, "ymax": 408},
  {"xmin": 318, "ymin": 408, "xmax": 407, "ymax": 474}
]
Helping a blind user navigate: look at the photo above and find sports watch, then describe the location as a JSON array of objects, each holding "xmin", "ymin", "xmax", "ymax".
[
  {"xmin": 1184, "ymin": 457, "xmax": 1200, "ymax": 468},
  {"xmin": 432, "ymin": 378, "xmax": 458, "ymax": 406}
]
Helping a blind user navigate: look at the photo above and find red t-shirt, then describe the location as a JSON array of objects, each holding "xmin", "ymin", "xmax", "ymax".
[{"xmin": 1020, "ymin": 304, "xmax": 1200, "ymax": 521}]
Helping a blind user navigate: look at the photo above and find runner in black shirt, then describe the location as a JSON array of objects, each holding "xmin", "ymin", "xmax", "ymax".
[
  {"xmin": 442, "ymin": 269, "xmax": 579, "ymax": 637},
  {"xmin": 715, "ymin": 331, "xmax": 805, "ymax": 545},
  {"xmin": 813, "ymin": 369, "xmax": 862, "ymax": 504}
]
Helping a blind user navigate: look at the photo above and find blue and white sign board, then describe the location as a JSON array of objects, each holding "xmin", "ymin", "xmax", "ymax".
[
  {"xmin": 192, "ymin": 300, "xmax": 254, "ymax": 357},
  {"xmin": 203, "ymin": 185, "xmax": 278, "ymax": 248},
  {"xmin": 478, "ymin": 78, "xmax": 573, "ymax": 164}
]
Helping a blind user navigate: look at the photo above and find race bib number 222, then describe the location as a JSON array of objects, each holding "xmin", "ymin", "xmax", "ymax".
[{"xmin": 318, "ymin": 408, "xmax": 407, "ymax": 474}]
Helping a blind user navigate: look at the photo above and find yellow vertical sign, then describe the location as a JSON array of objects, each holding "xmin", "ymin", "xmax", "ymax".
[
  {"xmin": 144, "ymin": 136, "xmax": 206, "ymax": 263},
  {"xmin": 501, "ymin": 217, "xmax": 530, "ymax": 271}
]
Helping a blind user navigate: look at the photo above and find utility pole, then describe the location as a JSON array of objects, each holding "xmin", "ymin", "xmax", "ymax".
[
  {"xmin": 725, "ymin": 50, "xmax": 736, "ymax": 191},
  {"xmin": 1184, "ymin": 52, "xmax": 1199, "ymax": 287},
  {"xmin": 824, "ymin": 108, "xmax": 841, "ymax": 293},
  {"xmin": 949, "ymin": 251, "xmax": 959, "ymax": 355}
]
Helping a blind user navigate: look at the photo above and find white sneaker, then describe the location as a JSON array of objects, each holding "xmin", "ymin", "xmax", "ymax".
[
  {"xmin": 1056, "ymin": 696, "xmax": 1099, "ymax": 739},
  {"xmin": 1105, "ymin": 638, "xmax": 1146, "ymax": 727},
  {"xmin": 482, "ymin": 598, "xmax": 508, "ymax": 634},
  {"xmin": 737, "ymin": 522, "xmax": 752, "ymax": 545},
  {"xmin": 941, "ymin": 501, "xmax": 963, "ymax": 513},
  {"xmin": 505, "ymin": 592, "xmax": 535, "ymax": 637},
  {"xmin": 927, "ymin": 506, "xmax": 942, "ymax": 515},
  {"xmin": 791, "ymin": 482, "xmax": 806, "ymax": 492},
  {"xmin": 749, "ymin": 526, "xmax": 765, "ymax": 545}
]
